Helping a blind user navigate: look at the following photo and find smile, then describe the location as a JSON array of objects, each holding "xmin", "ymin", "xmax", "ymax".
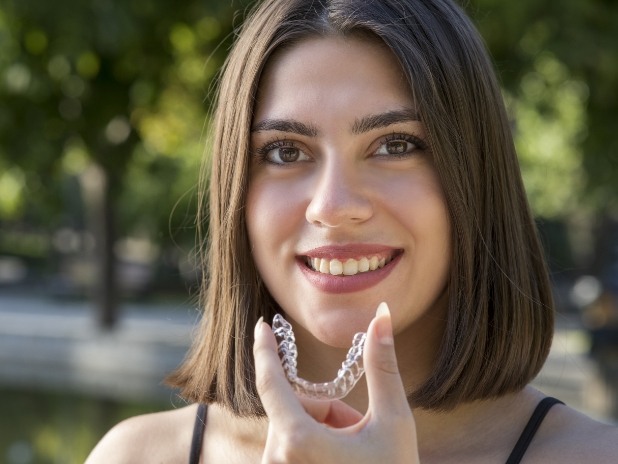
[
  {"xmin": 305, "ymin": 255, "xmax": 393, "ymax": 276},
  {"xmin": 297, "ymin": 246, "xmax": 402, "ymax": 293}
]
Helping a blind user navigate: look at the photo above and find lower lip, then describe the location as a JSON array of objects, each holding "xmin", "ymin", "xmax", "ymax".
[{"xmin": 297, "ymin": 254, "xmax": 401, "ymax": 293}]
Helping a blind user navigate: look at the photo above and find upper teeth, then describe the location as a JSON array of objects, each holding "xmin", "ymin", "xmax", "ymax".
[{"xmin": 307, "ymin": 256, "xmax": 390, "ymax": 276}]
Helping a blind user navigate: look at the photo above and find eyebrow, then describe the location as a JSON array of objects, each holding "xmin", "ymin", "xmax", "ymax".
[
  {"xmin": 250, "ymin": 118, "xmax": 318, "ymax": 137},
  {"xmin": 250, "ymin": 108, "xmax": 421, "ymax": 137},
  {"xmin": 352, "ymin": 108, "xmax": 420, "ymax": 134}
]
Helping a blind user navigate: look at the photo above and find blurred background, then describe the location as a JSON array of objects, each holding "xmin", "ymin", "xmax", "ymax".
[{"xmin": 0, "ymin": 0, "xmax": 616, "ymax": 462}]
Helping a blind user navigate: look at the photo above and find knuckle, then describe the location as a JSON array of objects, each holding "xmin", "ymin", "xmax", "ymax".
[
  {"xmin": 266, "ymin": 424, "xmax": 316, "ymax": 464},
  {"xmin": 278, "ymin": 424, "xmax": 317, "ymax": 462}
]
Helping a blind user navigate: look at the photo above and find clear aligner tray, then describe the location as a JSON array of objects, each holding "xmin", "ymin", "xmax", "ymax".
[{"xmin": 271, "ymin": 314, "xmax": 367, "ymax": 400}]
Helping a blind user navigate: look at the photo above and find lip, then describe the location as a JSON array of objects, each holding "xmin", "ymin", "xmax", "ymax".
[
  {"xmin": 299, "ymin": 244, "xmax": 398, "ymax": 260},
  {"xmin": 297, "ymin": 244, "xmax": 403, "ymax": 293}
]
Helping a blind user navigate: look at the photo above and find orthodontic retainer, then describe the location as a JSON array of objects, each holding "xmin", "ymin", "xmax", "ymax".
[{"xmin": 271, "ymin": 314, "xmax": 367, "ymax": 401}]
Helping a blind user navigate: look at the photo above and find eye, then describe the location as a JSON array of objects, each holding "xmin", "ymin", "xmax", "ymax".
[
  {"xmin": 256, "ymin": 140, "xmax": 311, "ymax": 165},
  {"xmin": 373, "ymin": 133, "xmax": 427, "ymax": 157}
]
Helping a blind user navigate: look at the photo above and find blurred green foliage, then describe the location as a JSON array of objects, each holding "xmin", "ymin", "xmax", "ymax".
[
  {"xmin": 0, "ymin": 0, "xmax": 243, "ymax": 277},
  {"xmin": 469, "ymin": 0, "xmax": 618, "ymax": 216},
  {"xmin": 0, "ymin": 387, "xmax": 166, "ymax": 464}
]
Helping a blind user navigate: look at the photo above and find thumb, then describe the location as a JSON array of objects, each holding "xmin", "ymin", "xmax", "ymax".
[{"xmin": 364, "ymin": 302, "xmax": 409, "ymax": 420}]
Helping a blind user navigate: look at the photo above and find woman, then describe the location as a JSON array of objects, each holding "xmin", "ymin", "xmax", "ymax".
[{"xmin": 87, "ymin": 0, "xmax": 618, "ymax": 462}]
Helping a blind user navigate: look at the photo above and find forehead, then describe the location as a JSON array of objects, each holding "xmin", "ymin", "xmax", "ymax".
[{"xmin": 254, "ymin": 35, "xmax": 415, "ymax": 122}]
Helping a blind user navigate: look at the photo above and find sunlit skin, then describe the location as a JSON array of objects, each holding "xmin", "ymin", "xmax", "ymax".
[{"xmin": 246, "ymin": 36, "xmax": 451, "ymax": 403}]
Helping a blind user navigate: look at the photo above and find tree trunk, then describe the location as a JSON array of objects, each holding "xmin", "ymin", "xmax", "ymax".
[{"xmin": 80, "ymin": 163, "xmax": 118, "ymax": 329}]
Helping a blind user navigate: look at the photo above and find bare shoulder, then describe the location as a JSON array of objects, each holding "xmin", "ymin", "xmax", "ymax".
[
  {"xmin": 85, "ymin": 403, "xmax": 199, "ymax": 464},
  {"xmin": 532, "ymin": 403, "xmax": 618, "ymax": 463}
]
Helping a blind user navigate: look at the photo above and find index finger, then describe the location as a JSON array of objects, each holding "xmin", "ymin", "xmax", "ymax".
[{"xmin": 253, "ymin": 319, "xmax": 308, "ymax": 424}]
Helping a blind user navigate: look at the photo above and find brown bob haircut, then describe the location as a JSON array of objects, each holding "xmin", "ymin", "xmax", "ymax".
[{"xmin": 167, "ymin": 0, "xmax": 554, "ymax": 416}]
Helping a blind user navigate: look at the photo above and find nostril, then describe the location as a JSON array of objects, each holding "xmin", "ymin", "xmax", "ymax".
[{"xmin": 305, "ymin": 183, "xmax": 373, "ymax": 227}]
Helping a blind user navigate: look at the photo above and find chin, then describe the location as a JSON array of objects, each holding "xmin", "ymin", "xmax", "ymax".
[{"xmin": 290, "ymin": 306, "xmax": 372, "ymax": 349}]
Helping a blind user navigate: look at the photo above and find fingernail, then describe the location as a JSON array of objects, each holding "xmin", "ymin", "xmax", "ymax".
[
  {"xmin": 254, "ymin": 316, "xmax": 264, "ymax": 338},
  {"xmin": 375, "ymin": 302, "xmax": 394, "ymax": 346}
]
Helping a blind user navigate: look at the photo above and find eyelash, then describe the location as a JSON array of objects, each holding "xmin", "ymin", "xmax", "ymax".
[
  {"xmin": 378, "ymin": 132, "xmax": 428, "ymax": 156},
  {"xmin": 254, "ymin": 138, "xmax": 292, "ymax": 157},
  {"xmin": 253, "ymin": 132, "xmax": 428, "ymax": 164},
  {"xmin": 253, "ymin": 138, "xmax": 308, "ymax": 166}
]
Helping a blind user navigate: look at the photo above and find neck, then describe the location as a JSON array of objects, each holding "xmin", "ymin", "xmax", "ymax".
[{"xmin": 414, "ymin": 387, "xmax": 544, "ymax": 460}]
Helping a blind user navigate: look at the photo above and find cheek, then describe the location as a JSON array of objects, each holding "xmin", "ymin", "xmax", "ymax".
[
  {"xmin": 385, "ymin": 170, "xmax": 451, "ymax": 269},
  {"xmin": 379, "ymin": 169, "xmax": 448, "ymax": 228},
  {"xmin": 246, "ymin": 178, "xmax": 309, "ymax": 309},
  {"xmin": 245, "ymin": 178, "xmax": 304, "ymax": 252},
  {"xmin": 412, "ymin": 188, "xmax": 451, "ymax": 262},
  {"xmin": 420, "ymin": 195, "xmax": 452, "ymax": 290},
  {"xmin": 246, "ymin": 182, "xmax": 269, "ymax": 251}
]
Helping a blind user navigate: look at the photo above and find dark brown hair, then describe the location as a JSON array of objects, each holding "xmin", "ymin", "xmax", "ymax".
[{"xmin": 167, "ymin": 0, "xmax": 554, "ymax": 415}]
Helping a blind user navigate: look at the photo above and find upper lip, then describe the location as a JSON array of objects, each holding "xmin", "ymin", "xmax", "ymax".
[{"xmin": 298, "ymin": 244, "xmax": 402, "ymax": 261}]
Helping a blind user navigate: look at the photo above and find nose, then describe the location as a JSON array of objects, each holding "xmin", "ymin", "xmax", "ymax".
[{"xmin": 305, "ymin": 161, "xmax": 373, "ymax": 227}]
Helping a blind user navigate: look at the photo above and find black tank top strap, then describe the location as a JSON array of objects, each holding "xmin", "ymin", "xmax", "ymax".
[
  {"xmin": 505, "ymin": 397, "xmax": 564, "ymax": 464},
  {"xmin": 189, "ymin": 404, "xmax": 208, "ymax": 464}
]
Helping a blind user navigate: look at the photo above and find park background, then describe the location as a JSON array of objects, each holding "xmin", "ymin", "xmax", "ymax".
[{"xmin": 0, "ymin": 0, "xmax": 617, "ymax": 462}]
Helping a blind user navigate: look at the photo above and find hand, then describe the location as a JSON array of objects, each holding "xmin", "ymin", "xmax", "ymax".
[{"xmin": 253, "ymin": 302, "xmax": 420, "ymax": 463}]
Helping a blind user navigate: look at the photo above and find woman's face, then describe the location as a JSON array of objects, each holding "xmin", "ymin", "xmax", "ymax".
[{"xmin": 246, "ymin": 36, "xmax": 451, "ymax": 347}]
